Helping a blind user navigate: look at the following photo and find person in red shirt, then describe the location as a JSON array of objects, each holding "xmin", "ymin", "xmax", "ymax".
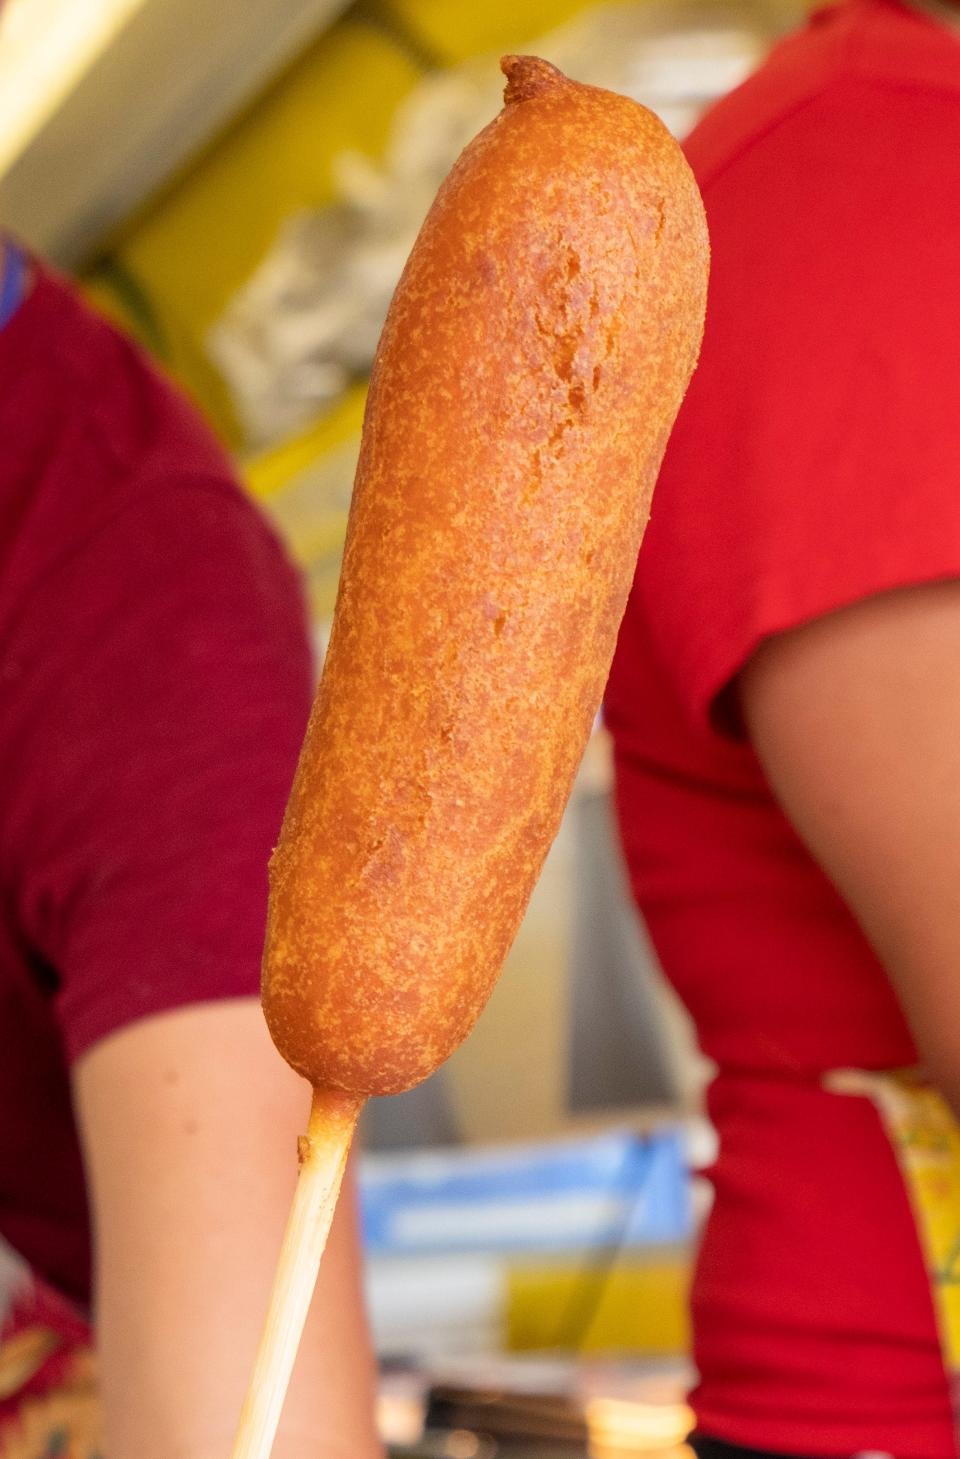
[
  {"xmin": 605, "ymin": 1, "xmax": 960, "ymax": 1455},
  {"xmin": 0, "ymin": 253, "xmax": 383, "ymax": 1458}
]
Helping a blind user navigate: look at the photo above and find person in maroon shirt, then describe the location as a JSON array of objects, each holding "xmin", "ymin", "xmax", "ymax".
[
  {"xmin": 605, "ymin": 0, "xmax": 960, "ymax": 1456},
  {"xmin": 0, "ymin": 252, "xmax": 383, "ymax": 1458}
]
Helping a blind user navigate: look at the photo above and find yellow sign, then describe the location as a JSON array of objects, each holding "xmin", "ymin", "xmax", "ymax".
[{"xmin": 829, "ymin": 1069, "xmax": 960, "ymax": 1422}]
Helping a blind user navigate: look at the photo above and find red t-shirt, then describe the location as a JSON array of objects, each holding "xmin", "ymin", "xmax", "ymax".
[
  {"xmin": 0, "ymin": 269, "xmax": 312, "ymax": 1309},
  {"xmin": 605, "ymin": 1, "xmax": 960, "ymax": 1454}
]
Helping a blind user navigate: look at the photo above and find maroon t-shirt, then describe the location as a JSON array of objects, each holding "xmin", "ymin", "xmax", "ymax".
[{"xmin": 0, "ymin": 268, "xmax": 312, "ymax": 1307}]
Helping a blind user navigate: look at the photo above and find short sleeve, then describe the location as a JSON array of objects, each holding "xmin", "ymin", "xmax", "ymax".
[
  {"xmin": 637, "ymin": 78, "xmax": 960, "ymax": 734},
  {"xmin": 7, "ymin": 479, "xmax": 312, "ymax": 1062}
]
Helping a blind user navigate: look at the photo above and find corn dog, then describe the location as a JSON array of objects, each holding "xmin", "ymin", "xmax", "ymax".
[{"xmin": 262, "ymin": 55, "xmax": 709, "ymax": 1097}]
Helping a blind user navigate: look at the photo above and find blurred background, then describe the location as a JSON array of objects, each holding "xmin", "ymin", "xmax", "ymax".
[{"xmin": 0, "ymin": 2, "xmax": 812, "ymax": 1453}]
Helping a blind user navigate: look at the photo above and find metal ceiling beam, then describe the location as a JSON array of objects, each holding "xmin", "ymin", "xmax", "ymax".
[{"xmin": 0, "ymin": 0, "xmax": 350, "ymax": 266}]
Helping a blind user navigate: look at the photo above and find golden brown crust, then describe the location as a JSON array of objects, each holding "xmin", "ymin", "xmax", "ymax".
[{"xmin": 262, "ymin": 56, "xmax": 709, "ymax": 1095}]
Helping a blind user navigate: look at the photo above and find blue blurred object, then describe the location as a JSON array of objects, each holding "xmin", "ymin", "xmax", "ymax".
[
  {"xmin": 359, "ymin": 1126, "xmax": 690, "ymax": 1257},
  {"xmin": 0, "ymin": 241, "xmax": 26, "ymax": 330}
]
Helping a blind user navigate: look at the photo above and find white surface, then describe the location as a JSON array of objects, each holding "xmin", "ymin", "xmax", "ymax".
[
  {"xmin": 366, "ymin": 1254, "xmax": 504, "ymax": 1357},
  {"xmin": 0, "ymin": 0, "xmax": 350, "ymax": 264},
  {"xmin": 0, "ymin": 0, "xmax": 143, "ymax": 176}
]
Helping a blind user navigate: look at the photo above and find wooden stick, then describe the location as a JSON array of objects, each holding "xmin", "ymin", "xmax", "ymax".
[{"xmin": 229, "ymin": 1086, "xmax": 364, "ymax": 1459}]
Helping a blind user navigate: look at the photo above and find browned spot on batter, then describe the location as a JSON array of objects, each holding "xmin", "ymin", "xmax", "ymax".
[{"xmin": 522, "ymin": 448, "xmax": 544, "ymax": 506}]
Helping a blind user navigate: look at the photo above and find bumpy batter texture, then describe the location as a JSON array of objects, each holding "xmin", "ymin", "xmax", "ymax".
[{"xmin": 263, "ymin": 56, "xmax": 709, "ymax": 1095}]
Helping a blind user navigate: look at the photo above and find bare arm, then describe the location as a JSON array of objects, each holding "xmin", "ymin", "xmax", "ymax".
[
  {"xmin": 74, "ymin": 998, "xmax": 385, "ymax": 1459},
  {"xmin": 741, "ymin": 579, "xmax": 960, "ymax": 1112}
]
